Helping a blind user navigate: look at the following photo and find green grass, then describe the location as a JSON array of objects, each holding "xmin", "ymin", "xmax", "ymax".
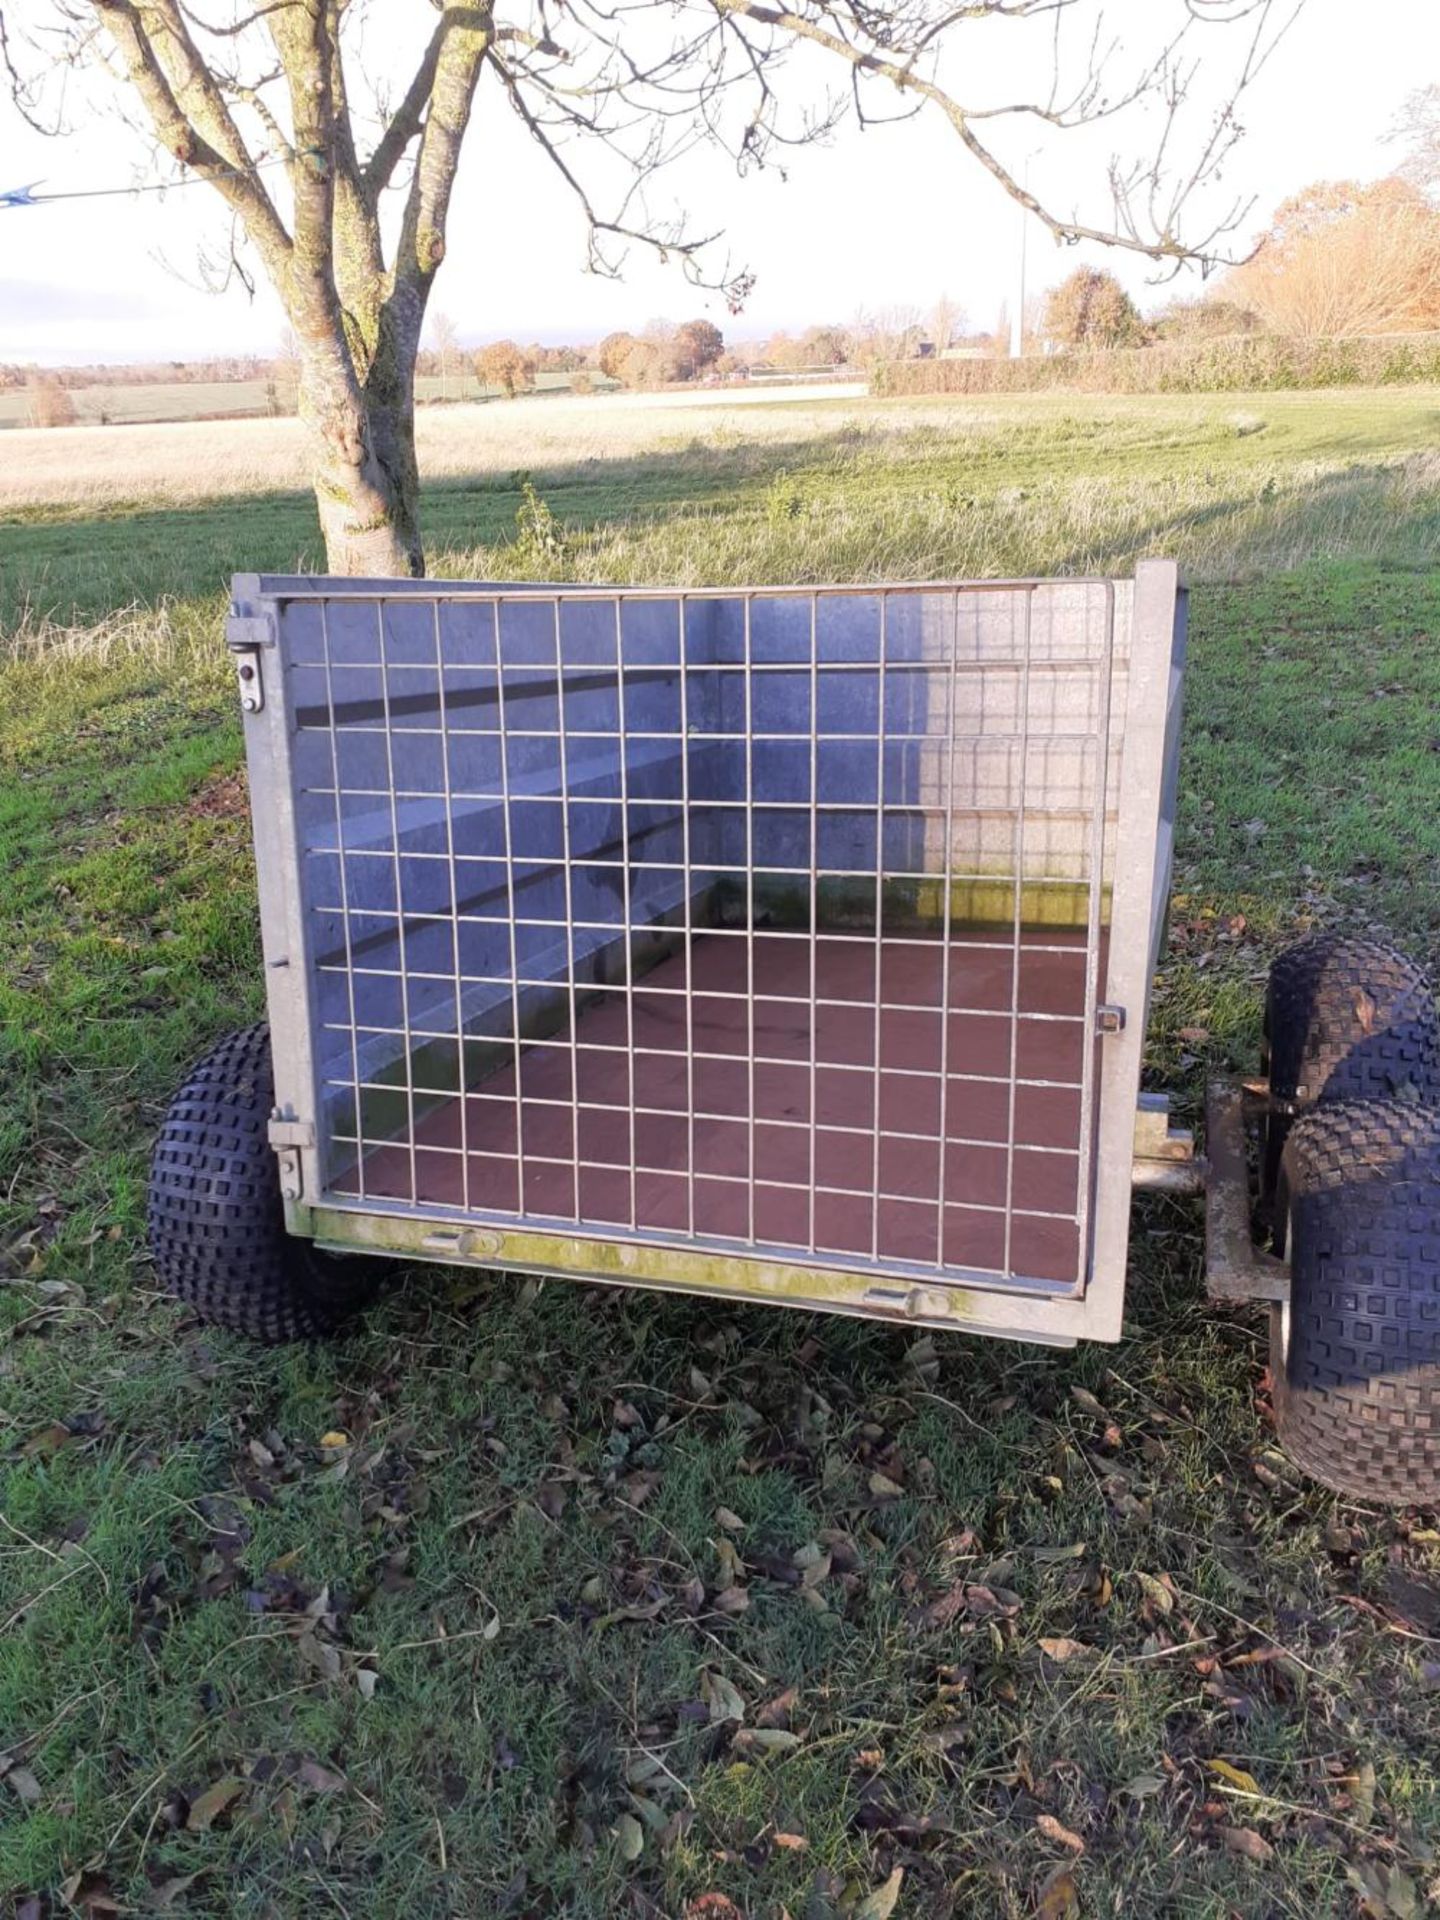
[{"xmin": 3, "ymin": 391, "xmax": 1440, "ymax": 1919}]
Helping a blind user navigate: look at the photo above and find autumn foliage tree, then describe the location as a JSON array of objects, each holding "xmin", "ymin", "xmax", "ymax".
[
  {"xmin": 474, "ymin": 339, "xmax": 536, "ymax": 398},
  {"xmin": 1042, "ymin": 268, "xmax": 1146, "ymax": 349},
  {"xmin": 1226, "ymin": 178, "xmax": 1440, "ymax": 336},
  {"xmin": 672, "ymin": 318, "xmax": 725, "ymax": 379},
  {"xmin": 5, "ymin": 0, "xmax": 1300, "ymax": 575}
]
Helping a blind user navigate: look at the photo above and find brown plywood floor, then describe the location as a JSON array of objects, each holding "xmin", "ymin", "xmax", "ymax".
[{"xmin": 337, "ymin": 929, "xmax": 1096, "ymax": 1285}]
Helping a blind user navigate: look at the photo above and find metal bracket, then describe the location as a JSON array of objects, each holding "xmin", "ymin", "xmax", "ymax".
[
  {"xmin": 1131, "ymin": 1092, "xmax": 1204, "ymax": 1193},
  {"xmin": 1097, "ymin": 1003, "xmax": 1127, "ymax": 1034},
  {"xmin": 226, "ymin": 612, "xmax": 275, "ymax": 715},
  {"xmin": 268, "ymin": 1115, "xmax": 314, "ymax": 1204},
  {"xmin": 1204, "ymin": 1079, "xmax": 1290, "ymax": 1304}
]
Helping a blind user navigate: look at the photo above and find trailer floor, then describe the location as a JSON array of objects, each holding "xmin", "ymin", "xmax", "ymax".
[{"xmin": 337, "ymin": 928, "xmax": 1095, "ymax": 1285}]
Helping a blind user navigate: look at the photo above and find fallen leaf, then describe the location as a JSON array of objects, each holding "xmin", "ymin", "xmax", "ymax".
[
  {"xmin": 756, "ymin": 1685, "xmax": 798, "ymax": 1729},
  {"xmin": 773, "ymin": 1830, "xmax": 808, "ymax": 1850},
  {"xmin": 1206, "ymin": 1758, "xmax": 1262, "ymax": 1797},
  {"xmin": 1134, "ymin": 1571, "xmax": 1175, "ymax": 1615},
  {"xmin": 1349, "ymin": 1758, "xmax": 1377, "ymax": 1828},
  {"xmin": 297, "ymin": 1760, "xmax": 347, "ymax": 1794},
  {"xmin": 700, "ymin": 1668, "xmax": 746, "ymax": 1725},
  {"xmin": 1119, "ymin": 1771, "xmax": 1165, "ymax": 1800},
  {"xmin": 732, "ymin": 1728, "xmax": 802, "ymax": 1756},
  {"xmin": 715, "ymin": 1506, "xmax": 744, "ymax": 1532},
  {"xmin": 1221, "ymin": 1826, "xmax": 1274, "ymax": 1864},
  {"xmin": 4, "ymin": 1765, "xmax": 41, "ymax": 1807},
  {"xmin": 1070, "ymin": 1386, "xmax": 1107, "ymax": 1419},
  {"xmin": 186, "ymin": 1776, "xmax": 244, "ymax": 1832},
  {"xmin": 152, "ymin": 1870, "xmax": 206, "ymax": 1909},
  {"xmin": 1035, "ymin": 1864, "xmax": 1079, "ymax": 1920},
  {"xmin": 318, "ymin": 1430, "xmax": 350, "ymax": 1450},
  {"xmin": 854, "ymin": 1866, "xmax": 904, "ymax": 1920},
  {"xmin": 868, "ymin": 1472, "xmax": 904, "ymax": 1499},
  {"xmin": 615, "ymin": 1812, "xmax": 644, "ymax": 1861},
  {"xmin": 1038, "ymin": 1637, "xmax": 1090, "ymax": 1663},
  {"xmin": 1036, "ymin": 1812, "xmax": 1085, "ymax": 1854},
  {"xmin": 712, "ymin": 1584, "xmax": 750, "ymax": 1615}
]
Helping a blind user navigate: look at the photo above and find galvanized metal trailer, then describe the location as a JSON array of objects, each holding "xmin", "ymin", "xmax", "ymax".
[{"xmin": 148, "ymin": 564, "xmax": 1440, "ymax": 1505}]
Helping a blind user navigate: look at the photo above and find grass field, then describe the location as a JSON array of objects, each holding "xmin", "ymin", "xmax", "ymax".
[
  {"xmin": 0, "ymin": 371, "xmax": 614, "ymax": 433},
  {"xmin": 4, "ymin": 388, "xmax": 1440, "ymax": 1920}
]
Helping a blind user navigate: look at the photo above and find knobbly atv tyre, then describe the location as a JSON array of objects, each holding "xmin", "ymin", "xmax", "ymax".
[
  {"xmin": 148, "ymin": 1024, "xmax": 381, "ymax": 1342},
  {"xmin": 1273, "ymin": 1099, "xmax": 1440, "ymax": 1506},
  {"xmin": 1262, "ymin": 934, "xmax": 1440, "ymax": 1212}
]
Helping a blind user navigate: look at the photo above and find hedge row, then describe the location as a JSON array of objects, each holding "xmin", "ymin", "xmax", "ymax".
[{"xmin": 873, "ymin": 332, "xmax": 1440, "ymax": 396}]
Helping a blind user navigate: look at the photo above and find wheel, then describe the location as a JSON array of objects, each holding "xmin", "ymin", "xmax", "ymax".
[
  {"xmin": 147, "ymin": 1024, "xmax": 383, "ymax": 1342},
  {"xmin": 1272, "ymin": 1099, "xmax": 1440, "ymax": 1506},
  {"xmin": 1262, "ymin": 934, "xmax": 1440, "ymax": 1214}
]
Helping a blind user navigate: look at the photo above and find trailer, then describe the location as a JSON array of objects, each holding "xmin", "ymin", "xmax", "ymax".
[{"xmin": 148, "ymin": 566, "xmax": 1440, "ymax": 1505}]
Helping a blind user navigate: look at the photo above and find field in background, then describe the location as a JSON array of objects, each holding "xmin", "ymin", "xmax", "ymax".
[
  {"xmin": 4, "ymin": 388, "xmax": 1440, "ymax": 1918},
  {"xmin": 0, "ymin": 369, "xmax": 617, "ymax": 431}
]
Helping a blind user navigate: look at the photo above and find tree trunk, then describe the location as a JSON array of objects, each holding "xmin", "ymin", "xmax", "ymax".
[{"xmin": 300, "ymin": 352, "xmax": 423, "ymax": 577}]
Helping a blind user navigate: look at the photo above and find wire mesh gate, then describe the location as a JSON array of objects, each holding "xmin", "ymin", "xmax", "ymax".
[{"xmin": 233, "ymin": 566, "xmax": 1184, "ymax": 1343}]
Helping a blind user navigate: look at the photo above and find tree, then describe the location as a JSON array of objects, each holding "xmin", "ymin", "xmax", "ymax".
[
  {"xmin": 597, "ymin": 332, "xmax": 639, "ymax": 381},
  {"xmin": 673, "ymin": 318, "xmax": 725, "ymax": 380},
  {"xmin": 1226, "ymin": 178, "xmax": 1440, "ymax": 336},
  {"xmin": 1389, "ymin": 84, "xmax": 1440, "ymax": 196},
  {"xmin": 475, "ymin": 339, "xmax": 536, "ymax": 399},
  {"xmin": 25, "ymin": 375, "xmax": 77, "ymax": 427},
  {"xmin": 1042, "ymin": 268, "xmax": 1146, "ymax": 349},
  {"xmin": 5, "ymin": 0, "xmax": 1299, "ymax": 575},
  {"xmin": 429, "ymin": 311, "xmax": 462, "ymax": 402},
  {"xmin": 802, "ymin": 325, "xmax": 851, "ymax": 367},
  {"xmin": 928, "ymin": 294, "xmax": 967, "ymax": 354},
  {"xmin": 619, "ymin": 340, "xmax": 665, "ymax": 390}
]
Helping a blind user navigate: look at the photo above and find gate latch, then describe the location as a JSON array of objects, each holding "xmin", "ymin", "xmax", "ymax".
[
  {"xmin": 1096, "ymin": 1003, "xmax": 1127, "ymax": 1035},
  {"xmin": 268, "ymin": 1115, "xmax": 314, "ymax": 1203},
  {"xmin": 226, "ymin": 612, "xmax": 276, "ymax": 715}
]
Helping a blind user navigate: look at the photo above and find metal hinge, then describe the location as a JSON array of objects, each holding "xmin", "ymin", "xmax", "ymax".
[
  {"xmin": 268, "ymin": 1115, "xmax": 314, "ymax": 1204},
  {"xmin": 1096, "ymin": 1003, "xmax": 1127, "ymax": 1034},
  {"xmin": 226, "ymin": 612, "xmax": 276, "ymax": 714}
]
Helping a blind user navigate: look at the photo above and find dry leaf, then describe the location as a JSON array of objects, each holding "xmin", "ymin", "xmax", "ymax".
[
  {"xmin": 772, "ymin": 1831, "xmax": 808, "ymax": 1850},
  {"xmin": 615, "ymin": 1812, "xmax": 644, "ymax": 1861},
  {"xmin": 1070, "ymin": 1385, "xmax": 1108, "ymax": 1419},
  {"xmin": 298, "ymin": 1760, "xmax": 347, "ymax": 1794},
  {"xmin": 1134, "ymin": 1571, "xmax": 1175, "ymax": 1615},
  {"xmin": 186, "ymin": 1776, "xmax": 244, "ymax": 1832},
  {"xmin": 700, "ymin": 1668, "xmax": 746, "ymax": 1725},
  {"xmin": 868, "ymin": 1472, "xmax": 904, "ymax": 1499},
  {"xmin": 1036, "ymin": 1812, "xmax": 1086, "ymax": 1854},
  {"xmin": 715, "ymin": 1507, "xmax": 744, "ymax": 1532},
  {"xmin": 1206, "ymin": 1758, "xmax": 1262, "ymax": 1797},
  {"xmin": 4, "ymin": 1766, "xmax": 41, "ymax": 1807},
  {"xmin": 152, "ymin": 1871, "xmax": 206, "ymax": 1909},
  {"xmin": 1221, "ymin": 1826, "xmax": 1274, "ymax": 1864},
  {"xmin": 1035, "ymin": 1864, "xmax": 1079, "ymax": 1920},
  {"xmin": 1119, "ymin": 1771, "xmax": 1165, "ymax": 1800},
  {"xmin": 853, "ymin": 1866, "xmax": 904, "ymax": 1920},
  {"xmin": 732, "ymin": 1728, "xmax": 802, "ymax": 1757},
  {"xmin": 1038, "ymin": 1637, "xmax": 1090, "ymax": 1663},
  {"xmin": 712, "ymin": 1584, "xmax": 750, "ymax": 1615},
  {"xmin": 318, "ymin": 1430, "xmax": 350, "ymax": 1449}
]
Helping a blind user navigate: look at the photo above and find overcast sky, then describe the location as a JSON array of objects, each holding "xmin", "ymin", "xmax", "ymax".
[{"xmin": 0, "ymin": 0, "xmax": 1429, "ymax": 365}]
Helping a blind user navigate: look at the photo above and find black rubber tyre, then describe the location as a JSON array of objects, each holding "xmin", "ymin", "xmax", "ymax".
[
  {"xmin": 1272, "ymin": 1100, "xmax": 1440, "ymax": 1506},
  {"xmin": 1262, "ymin": 934, "xmax": 1440, "ymax": 1211},
  {"xmin": 147, "ymin": 1024, "xmax": 383, "ymax": 1342}
]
